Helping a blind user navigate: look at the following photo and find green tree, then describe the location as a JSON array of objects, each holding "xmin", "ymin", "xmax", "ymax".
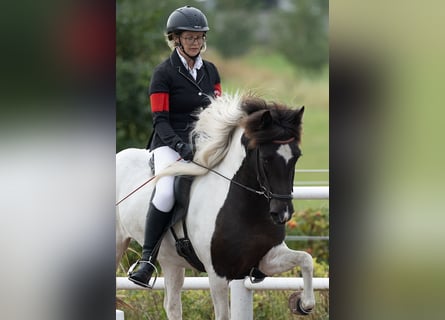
[
  {"xmin": 215, "ymin": 0, "xmax": 279, "ymax": 10},
  {"xmin": 210, "ymin": 10, "xmax": 256, "ymax": 58},
  {"xmin": 272, "ymin": 0, "xmax": 328, "ymax": 73},
  {"xmin": 209, "ymin": 0, "xmax": 328, "ymax": 71},
  {"xmin": 116, "ymin": 0, "xmax": 169, "ymax": 151}
]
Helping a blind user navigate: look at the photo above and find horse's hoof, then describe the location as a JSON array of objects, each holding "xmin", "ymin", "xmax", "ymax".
[{"xmin": 288, "ymin": 291, "xmax": 313, "ymax": 315}]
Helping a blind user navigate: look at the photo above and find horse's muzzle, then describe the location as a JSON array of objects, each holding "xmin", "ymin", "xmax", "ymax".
[{"xmin": 270, "ymin": 199, "xmax": 293, "ymax": 224}]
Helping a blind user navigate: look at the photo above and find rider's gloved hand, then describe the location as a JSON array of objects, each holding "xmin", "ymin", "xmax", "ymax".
[{"xmin": 175, "ymin": 142, "xmax": 193, "ymax": 161}]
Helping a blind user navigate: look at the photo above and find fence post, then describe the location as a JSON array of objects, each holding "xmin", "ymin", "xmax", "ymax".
[
  {"xmin": 116, "ymin": 309, "xmax": 124, "ymax": 320},
  {"xmin": 230, "ymin": 279, "xmax": 253, "ymax": 320}
]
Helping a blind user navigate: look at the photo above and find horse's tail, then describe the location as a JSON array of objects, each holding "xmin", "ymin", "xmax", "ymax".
[{"xmin": 154, "ymin": 161, "xmax": 208, "ymax": 182}]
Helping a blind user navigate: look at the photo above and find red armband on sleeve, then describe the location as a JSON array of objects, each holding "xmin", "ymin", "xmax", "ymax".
[
  {"xmin": 213, "ymin": 83, "xmax": 222, "ymax": 97},
  {"xmin": 150, "ymin": 92, "xmax": 169, "ymax": 112}
]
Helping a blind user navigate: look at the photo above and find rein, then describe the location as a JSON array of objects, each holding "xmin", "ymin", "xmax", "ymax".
[
  {"xmin": 191, "ymin": 137, "xmax": 295, "ymax": 201},
  {"xmin": 116, "ymin": 135, "xmax": 296, "ymax": 206},
  {"xmin": 191, "ymin": 160, "xmax": 274, "ymax": 200}
]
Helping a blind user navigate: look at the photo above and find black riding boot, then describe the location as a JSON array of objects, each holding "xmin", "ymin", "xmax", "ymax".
[{"xmin": 128, "ymin": 203, "xmax": 173, "ymax": 288}]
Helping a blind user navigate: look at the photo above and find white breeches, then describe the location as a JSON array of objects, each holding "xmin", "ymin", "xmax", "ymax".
[{"xmin": 151, "ymin": 146, "xmax": 181, "ymax": 212}]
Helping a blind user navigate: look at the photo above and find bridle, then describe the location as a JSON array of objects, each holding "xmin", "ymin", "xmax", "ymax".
[
  {"xmin": 192, "ymin": 137, "xmax": 296, "ymax": 202},
  {"xmin": 116, "ymin": 138, "xmax": 297, "ymax": 206},
  {"xmin": 255, "ymin": 137, "xmax": 296, "ymax": 201}
]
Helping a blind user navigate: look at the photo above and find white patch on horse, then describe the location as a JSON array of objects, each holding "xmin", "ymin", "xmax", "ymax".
[
  {"xmin": 277, "ymin": 144, "xmax": 293, "ymax": 165},
  {"xmin": 187, "ymin": 128, "xmax": 246, "ymax": 270}
]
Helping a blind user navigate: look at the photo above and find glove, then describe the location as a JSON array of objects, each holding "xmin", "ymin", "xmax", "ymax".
[{"xmin": 175, "ymin": 142, "xmax": 193, "ymax": 161}]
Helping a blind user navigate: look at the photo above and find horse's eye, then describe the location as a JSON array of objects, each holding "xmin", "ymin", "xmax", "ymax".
[{"xmin": 261, "ymin": 156, "xmax": 273, "ymax": 165}]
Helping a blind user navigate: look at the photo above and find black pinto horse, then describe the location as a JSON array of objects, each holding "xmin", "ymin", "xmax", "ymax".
[{"xmin": 115, "ymin": 94, "xmax": 314, "ymax": 319}]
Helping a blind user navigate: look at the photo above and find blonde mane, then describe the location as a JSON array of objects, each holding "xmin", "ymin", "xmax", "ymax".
[
  {"xmin": 155, "ymin": 93, "xmax": 247, "ymax": 179},
  {"xmin": 154, "ymin": 92, "xmax": 303, "ymax": 181},
  {"xmin": 192, "ymin": 93, "xmax": 246, "ymax": 168}
]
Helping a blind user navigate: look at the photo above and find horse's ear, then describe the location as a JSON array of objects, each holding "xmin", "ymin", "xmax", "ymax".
[
  {"xmin": 241, "ymin": 134, "xmax": 250, "ymax": 147},
  {"xmin": 260, "ymin": 110, "xmax": 273, "ymax": 129},
  {"xmin": 294, "ymin": 106, "xmax": 305, "ymax": 123}
]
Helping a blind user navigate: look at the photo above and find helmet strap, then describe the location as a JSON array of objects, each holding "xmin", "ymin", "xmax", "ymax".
[{"xmin": 178, "ymin": 40, "xmax": 200, "ymax": 61}]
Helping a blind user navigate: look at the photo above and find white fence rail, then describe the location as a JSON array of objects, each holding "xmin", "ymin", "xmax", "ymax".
[
  {"xmin": 116, "ymin": 277, "xmax": 329, "ymax": 320},
  {"xmin": 116, "ymin": 185, "xmax": 329, "ymax": 320},
  {"xmin": 292, "ymin": 186, "xmax": 329, "ymax": 199},
  {"xmin": 231, "ymin": 278, "xmax": 329, "ymax": 319},
  {"xmin": 116, "ymin": 276, "xmax": 330, "ymax": 291}
]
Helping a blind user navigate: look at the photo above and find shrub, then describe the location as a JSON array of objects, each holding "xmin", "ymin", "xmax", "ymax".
[{"xmin": 286, "ymin": 207, "xmax": 329, "ymax": 265}]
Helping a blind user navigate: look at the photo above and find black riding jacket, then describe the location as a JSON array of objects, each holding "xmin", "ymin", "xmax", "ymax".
[{"xmin": 147, "ymin": 49, "xmax": 221, "ymax": 151}]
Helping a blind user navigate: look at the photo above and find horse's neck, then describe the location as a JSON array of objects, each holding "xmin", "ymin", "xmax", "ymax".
[{"xmin": 212, "ymin": 128, "xmax": 246, "ymax": 178}]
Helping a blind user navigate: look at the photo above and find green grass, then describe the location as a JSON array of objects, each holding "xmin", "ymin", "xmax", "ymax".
[{"xmin": 118, "ymin": 289, "xmax": 329, "ymax": 320}]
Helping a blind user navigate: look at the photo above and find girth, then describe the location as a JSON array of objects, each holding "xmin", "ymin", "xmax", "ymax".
[{"xmin": 170, "ymin": 218, "xmax": 206, "ymax": 272}]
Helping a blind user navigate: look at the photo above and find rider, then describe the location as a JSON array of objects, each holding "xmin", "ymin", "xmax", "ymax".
[{"xmin": 128, "ymin": 6, "xmax": 222, "ymax": 288}]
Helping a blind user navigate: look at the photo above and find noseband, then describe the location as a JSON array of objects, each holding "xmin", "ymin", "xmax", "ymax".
[
  {"xmin": 192, "ymin": 137, "xmax": 295, "ymax": 202},
  {"xmin": 255, "ymin": 137, "xmax": 295, "ymax": 201}
]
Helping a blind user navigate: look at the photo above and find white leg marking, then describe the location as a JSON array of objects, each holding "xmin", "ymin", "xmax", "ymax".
[{"xmin": 258, "ymin": 242, "xmax": 315, "ymax": 310}]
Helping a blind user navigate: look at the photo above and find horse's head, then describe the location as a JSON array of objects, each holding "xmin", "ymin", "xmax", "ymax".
[{"xmin": 241, "ymin": 96, "xmax": 304, "ymax": 225}]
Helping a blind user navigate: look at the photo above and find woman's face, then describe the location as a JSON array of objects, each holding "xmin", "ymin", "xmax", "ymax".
[{"xmin": 178, "ymin": 31, "xmax": 206, "ymax": 57}]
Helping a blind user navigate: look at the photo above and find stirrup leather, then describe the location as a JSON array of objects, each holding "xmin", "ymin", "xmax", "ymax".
[{"xmin": 127, "ymin": 259, "xmax": 159, "ymax": 288}]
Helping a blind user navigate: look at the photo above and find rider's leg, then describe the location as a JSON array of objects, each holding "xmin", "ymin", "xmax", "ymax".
[
  {"xmin": 128, "ymin": 146, "xmax": 178, "ymax": 288},
  {"xmin": 128, "ymin": 202, "xmax": 173, "ymax": 287}
]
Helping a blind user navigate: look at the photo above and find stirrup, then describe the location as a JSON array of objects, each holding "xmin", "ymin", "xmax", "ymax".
[{"xmin": 127, "ymin": 260, "xmax": 159, "ymax": 288}]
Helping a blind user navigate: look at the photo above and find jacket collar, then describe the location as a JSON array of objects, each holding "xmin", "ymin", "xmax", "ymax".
[
  {"xmin": 175, "ymin": 48, "xmax": 203, "ymax": 73},
  {"xmin": 170, "ymin": 49, "xmax": 184, "ymax": 69},
  {"xmin": 170, "ymin": 49, "xmax": 205, "ymax": 85}
]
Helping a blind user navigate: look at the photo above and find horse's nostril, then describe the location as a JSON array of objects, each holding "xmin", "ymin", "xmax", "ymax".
[
  {"xmin": 270, "ymin": 211, "xmax": 287, "ymax": 224},
  {"xmin": 270, "ymin": 211, "xmax": 280, "ymax": 218}
]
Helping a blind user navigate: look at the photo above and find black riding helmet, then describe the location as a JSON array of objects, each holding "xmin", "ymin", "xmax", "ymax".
[{"xmin": 166, "ymin": 6, "xmax": 209, "ymax": 33}]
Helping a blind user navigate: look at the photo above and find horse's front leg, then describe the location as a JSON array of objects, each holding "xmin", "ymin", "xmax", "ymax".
[
  {"xmin": 207, "ymin": 271, "xmax": 230, "ymax": 320},
  {"xmin": 160, "ymin": 262, "xmax": 185, "ymax": 320},
  {"xmin": 258, "ymin": 242, "xmax": 315, "ymax": 312}
]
